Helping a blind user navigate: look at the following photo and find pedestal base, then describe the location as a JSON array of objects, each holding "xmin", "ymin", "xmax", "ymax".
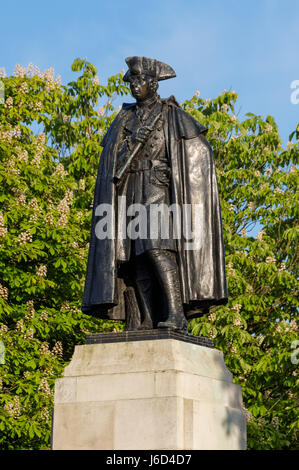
[{"xmin": 51, "ymin": 331, "xmax": 246, "ymax": 450}]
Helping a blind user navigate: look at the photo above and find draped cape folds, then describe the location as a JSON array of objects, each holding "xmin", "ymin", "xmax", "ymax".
[{"xmin": 82, "ymin": 97, "xmax": 228, "ymax": 320}]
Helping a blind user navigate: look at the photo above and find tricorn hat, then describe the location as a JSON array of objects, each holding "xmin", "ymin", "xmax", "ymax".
[{"xmin": 123, "ymin": 56, "xmax": 176, "ymax": 82}]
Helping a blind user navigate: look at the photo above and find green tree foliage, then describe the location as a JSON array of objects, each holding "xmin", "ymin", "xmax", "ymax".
[
  {"xmin": 0, "ymin": 60, "xmax": 127, "ymax": 449},
  {"xmin": 0, "ymin": 61, "xmax": 298, "ymax": 450},
  {"xmin": 184, "ymin": 92, "xmax": 299, "ymax": 449}
]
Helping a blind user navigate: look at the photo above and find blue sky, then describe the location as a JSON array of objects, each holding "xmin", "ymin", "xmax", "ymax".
[{"xmin": 1, "ymin": 0, "xmax": 299, "ymax": 144}]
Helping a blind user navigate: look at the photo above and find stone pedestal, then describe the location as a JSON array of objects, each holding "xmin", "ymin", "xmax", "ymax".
[{"xmin": 51, "ymin": 330, "xmax": 246, "ymax": 450}]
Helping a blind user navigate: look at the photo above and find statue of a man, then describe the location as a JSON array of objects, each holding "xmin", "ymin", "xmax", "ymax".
[{"xmin": 82, "ymin": 56, "xmax": 228, "ymax": 331}]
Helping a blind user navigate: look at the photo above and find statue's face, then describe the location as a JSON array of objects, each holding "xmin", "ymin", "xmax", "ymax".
[{"xmin": 129, "ymin": 74, "xmax": 154, "ymax": 101}]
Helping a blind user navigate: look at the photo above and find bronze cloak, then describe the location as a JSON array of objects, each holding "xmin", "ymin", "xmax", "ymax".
[{"xmin": 82, "ymin": 97, "xmax": 228, "ymax": 320}]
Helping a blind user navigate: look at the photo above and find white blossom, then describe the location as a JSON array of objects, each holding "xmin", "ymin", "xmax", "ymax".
[
  {"xmin": 40, "ymin": 407, "xmax": 50, "ymax": 421},
  {"xmin": 45, "ymin": 212, "xmax": 54, "ymax": 225},
  {"xmin": 25, "ymin": 300, "xmax": 35, "ymax": 320},
  {"xmin": 52, "ymin": 341, "xmax": 63, "ymax": 357},
  {"xmin": 232, "ymin": 304, "xmax": 242, "ymax": 313},
  {"xmin": 34, "ymin": 101, "xmax": 43, "ymax": 112},
  {"xmin": 26, "ymin": 62, "xmax": 38, "ymax": 77},
  {"xmin": 4, "ymin": 396, "xmax": 21, "ymax": 418},
  {"xmin": 18, "ymin": 149, "xmax": 28, "ymax": 163},
  {"xmin": 278, "ymin": 262, "xmax": 286, "ymax": 272},
  {"xmin": 79, "ymin": 179, "xmax": 85, "ymax": 191},
  {"xmin": 14, "ymin": 64, "xmax": 26, "ymax": 77},
  {"xmin": 29, "ymin": 197, "xmax": 39, "ymax": 211},
  {"xmin": 0, "ymin": 129, "xmax": 13, "ymax": 143},
  {"xmin": 31, "ymin": 133, "xmax": 46, "ymax": 167},
  {"xmin": 208, "ymin": 312, "xmax": 216, "ymax": 323},
  {"xmin": 234, "ymin": 316, "xmax": 242, "ymax": 327},
  {"xmin": 227, "ymin": 261, "xmax": 236, "ymax": 276},
  {"xmin": 5, "ymin": 96, "xmax": 13, "ymax": 109},
  {"xmin": 19, "ymin": 81, "xmax": 29, "ymax": 94},
  {"xmin": 18, "ymin": 230, "xmax": 32, "ymax": 245},
  {"xmin": 16, "ymin": 320, "xmax": 24, "ymax": 332},
  {"xmin": 264, "ymin": 123, "xmax": 273, "ymax": 133},
  {"xmin": 24, "ymin": 328, "xmax": 34, "ymax": 339},
  {"xmin": 41, "ymin": 343, "xmax": 50, "ymax": 355},
  {"xmin": 54, "ymin": 163, "xmax": 68, "ymax": 177},
  {"xmin": 259, "ymin": 335, "xmax": 265, "ymax": 345},
  {"xmin": 271, "ymin": 416, "xmax": 279, "ymax": 429},
  {"xmin": 29, "ymin": 213, "xmax": 38, "ymax": 224},
  {"xmin": 36, "ymin": 265, "xmax": 47, "ymax": 278},
  {"xmin": 61, "ymin": 301, "xmax": 70, "ymax": 310},
  {"xmin": 39, "ymin": 378, "xmax": 52, "ymax": 396},
  {"xmin": 40, "ymin": 310, "xmax": 48, "ymax": 321},
  {"xmin": 243, "ymin": 406, "xmax": 253, "ymax": 423},
  {"xmin": 0, "ymin": 284, "xmax": 8, "ymax": 300}
]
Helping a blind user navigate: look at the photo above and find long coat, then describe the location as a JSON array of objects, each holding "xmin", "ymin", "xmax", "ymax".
[{"xmin": 82, "ymin": 97, "xmax": 228, "ymax": 320}]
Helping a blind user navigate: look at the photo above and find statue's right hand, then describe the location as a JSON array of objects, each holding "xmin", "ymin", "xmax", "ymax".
[{"xmin": 135, "ymin": 126, "xmax": 151, "ymax": 143}]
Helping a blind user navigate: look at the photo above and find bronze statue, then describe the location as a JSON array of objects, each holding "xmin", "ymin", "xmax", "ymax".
[{"xmin": 82, "ymin": 56, "xmax": 228, "ymax": 331}]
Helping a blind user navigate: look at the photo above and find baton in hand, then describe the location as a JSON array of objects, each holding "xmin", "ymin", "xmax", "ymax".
[{"xmin": 113, "ymin": 112, "xmax": 162, "ymax": 184}]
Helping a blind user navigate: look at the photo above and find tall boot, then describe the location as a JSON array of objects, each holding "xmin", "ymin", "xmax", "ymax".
[
  {"xmin": 124, "ymin": 286, "xmax": 141, "ymax": 331},
  {"xmin": 135, "ymin": 278, "xmax": 155, "ymax": 329},
  {"xmin": 147, "ymin": 250, "xmax": 188, "ymax": 331}
]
